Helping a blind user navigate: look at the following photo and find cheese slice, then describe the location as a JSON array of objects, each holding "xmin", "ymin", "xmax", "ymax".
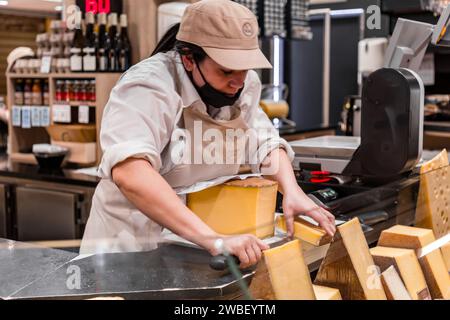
[
  {"xmin": 378, "ymin": 225, "xmax": 450, "ymax": 299},
  {"xmin": 313, "ymin": 285, "xmax": 342, "ymax": 300},
  {"xmin": 371, "ymin": 246, "xmax": 430, "ymax": 300},
  {"xmin": 381, "ymin": 265, "xmax": 412, "ymax": 300},
  {"xmin": 263, "ymin": 239, "xmax": 316, "ymax": 300},
  {"xmin": 276, "ymin": 215, "xmax": 332, "ymax": 246},
  {"xmin": 442, "ymin": 242, "xmax": 450, "ymax": 273},
  {"xmin": 187, "ymin": 178, "xmax": 278, "ymax": 238},
  {"xmin": 314, "ymin": 218, "xmax": 387, "ymax": 300},
  {"xmin": 415, "ymin": 149, "xmax": 450, "ymax": 238}
]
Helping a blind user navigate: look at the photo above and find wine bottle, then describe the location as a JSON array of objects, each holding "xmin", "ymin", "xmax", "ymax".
[
  {"xmin": 70, "ymin": 11, "xmax": 84, "ymax": 72},
  {"xmin": 108, "ymin": 13, "xmax": 120, "ymax": 72},
  {"xmin": 119, "ymin": 14, "xmax": 132, "ymax": 71},
  {"xmin": 83, "ymin": 11, "xmax": 97, "ymax": 72},
  {"xmin": 97, "ymin": 13, "xmax": 110, "ymax": 72}
]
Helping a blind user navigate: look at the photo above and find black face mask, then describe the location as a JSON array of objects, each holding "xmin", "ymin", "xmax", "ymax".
[{"xmin": 190, "ymin": 61, "xmax": 244, "ymax": 109}]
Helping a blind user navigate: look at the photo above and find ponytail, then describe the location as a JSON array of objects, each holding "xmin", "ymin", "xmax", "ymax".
[
  {"xmin": 151, "ymin": 23, "xmax": 181, "ymax": 56},
  {"xmin": 151, "ymin": 22, "xmax": 208, "ymax": 64}
]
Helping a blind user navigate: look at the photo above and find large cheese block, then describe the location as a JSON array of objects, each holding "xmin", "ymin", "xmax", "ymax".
[
  {"xmin": 371, "ymin": 246, "xmax": 430, "ymax": 300},
  {"xmin": 313, "ymin": 285, "xmax": 342, "ymax": 300},
  {"xmin": 415, "ymin": 149, "xmax": 450, "ymax": 238},
  {"xmin": 276, "ymin": 215, "xmax": 332, "ymax": 246},
  {"xmin": 263, "ymin": 239, "xmax": 316, "ymax": 300},
  {"xmin": 442, "ymin": 242, "xmax": 450, "ymax": 273},
  {"xmin": 314, "ymin": 218, "xmax": 387, "ymax": 300},
  {"xmin": 381, "ymin": 266, "xmax": 412, "ymax": 300},
  {"xmin": 187, "ymin": 178, "xmax": 278, "ymax": 238},
  {"xmin": 378, "ymin": 225, "xmax": 450, "ymax": 299}
]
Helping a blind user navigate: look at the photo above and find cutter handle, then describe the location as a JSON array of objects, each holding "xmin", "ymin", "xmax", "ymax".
[{"xmin": 209, "ymin": 255, "xmax": 240, "ymax": 271}]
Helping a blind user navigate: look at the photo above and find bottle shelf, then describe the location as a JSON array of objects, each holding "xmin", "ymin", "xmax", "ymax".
[
  {"xmin": 6, "ymin": 72, "xmax": 121, "ymax": 166},
  {"xmin": 7, "ymin": 72, "xmax": 121, "ymax": 79},
  {"xmin": 53, "ymin": 101, "xmax": 96, "ymax": 107}
]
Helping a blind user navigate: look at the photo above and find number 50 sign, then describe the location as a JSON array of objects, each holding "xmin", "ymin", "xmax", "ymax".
[{"xmin": 85, "ymin": 0, "xmax": 111, "ymax": 14}]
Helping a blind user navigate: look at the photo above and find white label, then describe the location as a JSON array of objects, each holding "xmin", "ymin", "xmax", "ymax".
[
  {"xmin": 99, "ymin": 56, "xmax": 108, "ymax": 71},
  {"xmin": 83, "ymin": 53, "xmax": 96, "ymax": 71},
  {"xmin": 40, "ymin": 56, "xmax": 52, "ymax": 74},
  {"xmin": 70, "ymin": 55, "xmax": 82, "ymax": 72},
  {"xmin": 78, "ymin": 105, "xmax": 90, "ymax": 124},
  {"xmin": 40, "ymin": 107, "xmax": 50, "ymax": 127},
  {"xmin": 31, "ymin": 107, "xmax": 41, "ymax": 127},
  {"xmin": 21, "ymin": 106, "xmax": 31, "ymax": 129},
  {"xmin": 52, "ymin": 104, "xmax": 71, "ymax": 123},
  {"xmin": 12, "ymin": 106, "xmax": 21, "ymax": 127}
]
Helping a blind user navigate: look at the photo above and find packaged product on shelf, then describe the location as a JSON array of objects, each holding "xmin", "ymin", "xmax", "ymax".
[
  {"xmin": 42, "ymin": 80, "xmax": 50, "ymax": 106},
  {"xmin": 31, "ymin": 80, "xmax": 42, "ymax": 105},
  {"xmin": 31, "ymin": 106, "xmax": 41, "ymax": 127},
  {"xmin": 23, "ymin": 79, "xmax": 32, "ymax": 105},
  {"xmin": 21, "ymin": 106, "xmax": 31, "ymax": 129},
  {"xmin": 88, "ymin": 80, "xmax": 96, "ymax": 102},
  {"xmin": 12, "ymin": 106, "xmax": 21, "ymax": 127},
  {"xmin": 14, "ymin": 79, "xmax": 24, "ymax": 105},
  {"xmin": 40, "ymin": 107, "xmax": 51, "ymax": 127}
]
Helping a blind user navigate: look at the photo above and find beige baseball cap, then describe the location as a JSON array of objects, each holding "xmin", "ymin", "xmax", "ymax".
[{"xmin": 176, "ymin": 0, "xmax": 272, "ymax": 70}]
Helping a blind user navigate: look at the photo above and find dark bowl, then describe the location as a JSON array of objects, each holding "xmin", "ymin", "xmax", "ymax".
[{"xmin": 33, "ymin": 151, "xmax": 68, "ymax": 169}]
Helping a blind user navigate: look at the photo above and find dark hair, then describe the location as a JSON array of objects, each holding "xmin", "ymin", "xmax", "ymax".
[{"xmin": 151, "ymin": 23, "xmax": 207, "ymax": 63}]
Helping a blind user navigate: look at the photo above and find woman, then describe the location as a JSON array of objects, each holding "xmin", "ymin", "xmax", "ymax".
[{"xmin": 80, "ymin": 0, "xmax": 335, "ymax": 268}]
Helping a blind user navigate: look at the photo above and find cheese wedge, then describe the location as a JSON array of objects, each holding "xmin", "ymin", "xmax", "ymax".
[
  {"xmin": 378, "ymin": 225, "xmax": 435, "ymax": 248},
  {"xmin": 276, "ymin": 215, "xmax": 332, "ymax": 246},
  {"xmin": 371, "ymin": 246, "xmax": 430, "ymax": 300},
  {"xmin": 415, "ymin": 149, "xmax": 450, "ymax": 238},
  {"xmin": 314, "ymin": 218, "xmax": 387, "ymax": 300},
  {"xmin": 187, "ymin": 178, "xmax": 278, "ymax": 238},
  {"xmin": 313, "ymin": 285, "xmax": 342, "ymax": 300},
  {"xmin": 378, "ymin": 225, "xmax": 450, "ymax": 299},
  {"xmin": 263, "ymin": 239, "xmax": 316, "ymax": 300},
  {"xmin": 442, "ymin": 242, "xmax": 450, "ymax": 273},
  {"xmin": 381, "ymin": 266, "xmax": 412, "ymax": 300}
]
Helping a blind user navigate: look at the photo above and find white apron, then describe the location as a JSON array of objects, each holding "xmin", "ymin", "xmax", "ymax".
[{"xmin": 80, "ymin": 101, "xmax": 251, "ymax": 255}]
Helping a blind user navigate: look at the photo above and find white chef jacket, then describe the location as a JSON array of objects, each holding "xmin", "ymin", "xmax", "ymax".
[{"xmin": 79, "ymin": 50, "xmax": 295, "ymax": 255}]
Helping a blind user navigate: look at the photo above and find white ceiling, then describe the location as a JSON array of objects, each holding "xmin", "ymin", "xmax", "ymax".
[{"xmin": 0, "ymin": 0, "xmax": 63, "ymax": 14}]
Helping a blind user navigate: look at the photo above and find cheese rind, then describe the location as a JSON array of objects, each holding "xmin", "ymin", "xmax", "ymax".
[
  {"xmin": 442, "ymin": 242, "xmax": 450, "ymax": 273},
  {"xmin": 338, "ymin": 218, "xmax": 387, "ymax": 300},
  {"xmin": 314, "ymin": 218, "xmax": 387, "ymax": 300},
  {"xmin": 276, "ymin": 216, "xmax": 332, "ymax": 246},
  {"xmin": 313, "ymin": 285, "xmax": 342, "ymax": 300},
  {"xmin": 378, "ymin": 225, "xmax": 450, "ymax": 299},
  {"xmin": 187, "ymin": 178, "xmax": 278, "ymax": 238},
  {"xmin": 415, "ymin": 149, "xmax": 450, "ymax": 238},
  {"xmin": 378, "ymin": 225, "xmax": 435, "ymax": 248},
  {"xmin": 371, "ymin": 246, "xmax": 430, "ymax": 300},
  {"xmin": 263, "ymin": 239, "xmax": 316, "ymax": 300}
]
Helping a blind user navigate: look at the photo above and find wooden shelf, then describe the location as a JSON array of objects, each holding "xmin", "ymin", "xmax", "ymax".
[
  {"xmin": 7, "ymin": 72, "xmax": 121, "ymax": 79},
  {"xmin": 53, "ymin": 101, "xmax": 97, "ymax": 107},
  {"xmin": 7, "ymin": 73, "xmax": 49, "ymax": 79},
  {"xmin": 6, "ymin": 72, "xmax": 121, "ymax": 166}
]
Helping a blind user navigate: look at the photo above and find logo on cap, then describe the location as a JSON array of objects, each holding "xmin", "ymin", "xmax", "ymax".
[{"xmin": 242, "ymin": 23, "xmax": 254, "ymax": 37}]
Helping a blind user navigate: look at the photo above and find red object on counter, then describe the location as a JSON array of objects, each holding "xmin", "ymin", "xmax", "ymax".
[
  {"xmin": 311, "ymin": 171, "xmax": 331, "ymax": 176},
  {"xmin": 310, "ymin": 177, "xmax": 332, "ymax": 184}
]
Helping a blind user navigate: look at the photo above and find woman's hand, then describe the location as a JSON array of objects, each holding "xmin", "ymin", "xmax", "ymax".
[
  {"xmin": 282, "ymin": 186, "xmax": 336, "ymax": 238},
  {"xmin": 208, "ymin": 234, "xmax": 269, "ymax": 269}
]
